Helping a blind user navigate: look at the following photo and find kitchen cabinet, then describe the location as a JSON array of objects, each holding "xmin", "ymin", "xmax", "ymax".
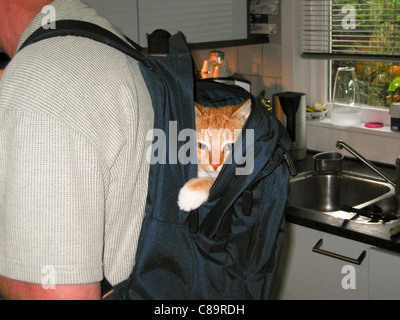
[
  {"xmin": 82, "ymin": 0, "xmax": 139, "ymax": 41},
  {"xmin": 273, "ymin": 223, "xmax": 369, "ymax": 300},
  {"xmin": 369, "ymin": 248, "xmax": 400, "ymax": 300},
  {"xmin": 137, "ymin": 0, "xmax": 247, "ymax": 47},
  {"xmin": 272, "ymin": 222, "xmax": 400, "ymax": 300},
  {"xmin": 83, "ymin": 0, "xmax": 248, "ymax": 47}
]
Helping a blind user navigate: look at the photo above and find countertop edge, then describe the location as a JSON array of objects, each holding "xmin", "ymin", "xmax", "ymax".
[{"xmin": 285, "ymin": 208, "xmax": 400, "ymax": 253}]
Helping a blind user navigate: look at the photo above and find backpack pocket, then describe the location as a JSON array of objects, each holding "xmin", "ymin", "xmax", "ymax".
[{"xmin": 244, "ymin": 160, "xmax": 290, "ymax": 276}]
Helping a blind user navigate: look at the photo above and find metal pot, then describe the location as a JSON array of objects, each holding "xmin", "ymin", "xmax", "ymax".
[{"xmin": 313, "ymin": 152, "xmax": 344, "ymax": 173}]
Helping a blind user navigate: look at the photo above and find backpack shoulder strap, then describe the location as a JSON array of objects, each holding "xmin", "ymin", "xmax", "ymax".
[{"xmin": 19, "ymin": 19, "xmax": 151, "ymax": 68}]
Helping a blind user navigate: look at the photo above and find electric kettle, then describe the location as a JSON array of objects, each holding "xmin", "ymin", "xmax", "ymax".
[{"xmin": 272, "ymin": 92, "xmax": 307, "ymax": 161}]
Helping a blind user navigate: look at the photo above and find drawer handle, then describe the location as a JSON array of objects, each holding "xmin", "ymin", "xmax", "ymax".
[{"xmin": 312, "ymin": 239, "xmax": 367, "ymax": 265}]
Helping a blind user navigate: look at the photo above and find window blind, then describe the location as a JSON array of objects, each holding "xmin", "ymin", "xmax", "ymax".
[{"xmin": 302, "ymin": 0, "xmax": 400, "ymax": 61}]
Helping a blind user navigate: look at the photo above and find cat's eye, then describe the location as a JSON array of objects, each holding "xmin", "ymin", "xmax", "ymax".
[
  {"xmin": 223, "ymin": 143, "xmax": 234, "ymax": 151},
  {"xmin": 198, "ymin": 143, "xmax": 208, "ymax": 150}
]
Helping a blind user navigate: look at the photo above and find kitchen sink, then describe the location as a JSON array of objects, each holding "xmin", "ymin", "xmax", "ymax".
[
  {"xmin": 370, "ymin": 194, "xmax": 400, "ymax": 216},
  {"xmin": 287, "ymin": 171, "xmax": 396, "ymax": 223}
]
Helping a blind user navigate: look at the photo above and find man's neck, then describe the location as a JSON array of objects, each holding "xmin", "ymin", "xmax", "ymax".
[{"xmin": 0, "ymin": 1, "xmax": 53, "ymax": 58}]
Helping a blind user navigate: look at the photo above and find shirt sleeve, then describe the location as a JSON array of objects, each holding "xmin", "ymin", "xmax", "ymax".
[{"xmin": 0, "ymin": 108, "xmax": 105, "ymax": 285}]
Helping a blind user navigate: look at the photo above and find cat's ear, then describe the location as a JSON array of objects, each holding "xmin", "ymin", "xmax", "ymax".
[
  {"xmin": 194, "ymin": 102, "xmax": 204, "ymax": 118},
  {"xmin": 232, "ymin": 99, "xmax": 251, "ymax": 123}
]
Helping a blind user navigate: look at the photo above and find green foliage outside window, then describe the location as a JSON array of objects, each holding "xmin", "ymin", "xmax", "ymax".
[{"xmin": 330, "ymin": 0, "xmax": 400, "ymax": 108}]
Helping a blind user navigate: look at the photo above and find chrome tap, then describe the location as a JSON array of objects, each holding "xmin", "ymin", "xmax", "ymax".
[{"xmin": 336, "ymin": 140, "xmax": 398, "ymax": 193}]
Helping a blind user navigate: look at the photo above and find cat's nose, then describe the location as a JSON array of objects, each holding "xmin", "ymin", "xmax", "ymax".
[{"xmin": 211, "ymin": 164, "xmax": 220, "ymax": 171}]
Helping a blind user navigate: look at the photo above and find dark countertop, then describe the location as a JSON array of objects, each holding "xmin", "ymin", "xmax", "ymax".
[{"xmin": 286, "ymin": 150, "xmax": 400, "ymax": 253}]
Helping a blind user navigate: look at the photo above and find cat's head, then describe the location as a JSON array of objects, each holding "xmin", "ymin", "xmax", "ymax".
[{"xmin": 195, "ymin": 99, "xmax": 251, "ymax": 178}]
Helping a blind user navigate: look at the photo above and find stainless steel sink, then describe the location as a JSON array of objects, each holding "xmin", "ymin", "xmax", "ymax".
[
  {"xmin": 287, "ymin": 171, "xmax": 396, "ymax": 223},
  {"xmin": 372, "ymin": 194, "xmax": 400, "ymax": 216}
]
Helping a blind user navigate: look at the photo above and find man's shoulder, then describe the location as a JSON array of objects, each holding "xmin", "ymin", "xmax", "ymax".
[
  {"xmin": 6, "ymin": 32, "xmax": 141, "ymax": 107},
  {"xmin": 16, "ymin": 33, "xmax": 136, "ymax": 79},
  {"xmin": 1, "ymin": 34, "xmax": 145, "ymax": 140}
]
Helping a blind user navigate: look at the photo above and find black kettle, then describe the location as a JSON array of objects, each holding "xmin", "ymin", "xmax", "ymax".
[{"xmin": 272, "ymin": 92, "xmax": 307, "ymax": 161}]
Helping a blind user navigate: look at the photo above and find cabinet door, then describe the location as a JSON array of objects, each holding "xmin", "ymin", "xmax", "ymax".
[
  {"xmin": 137, "ymin": 0, "xmax": 247, "ymax": 46},
  {"xmin": 82, "ymin": 0, "xmax": 139, "ymax": 42},
  {"xmin": 273, "ymin": 223, "xmax": 369, "ymax": 300},
  {"xmin": 369, "ymin": 247, "xmax": 400, "ymax": 300}
]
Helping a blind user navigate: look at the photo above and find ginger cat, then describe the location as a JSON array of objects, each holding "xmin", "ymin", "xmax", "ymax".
[{"xmin": 178, "ymin": 99, "xmax": 251, "ymax": 212}]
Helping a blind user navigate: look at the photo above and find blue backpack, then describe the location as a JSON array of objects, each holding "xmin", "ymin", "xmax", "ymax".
[{"xmin": 20, "ymin": 20, "xmax": 296, "ymax": 300}]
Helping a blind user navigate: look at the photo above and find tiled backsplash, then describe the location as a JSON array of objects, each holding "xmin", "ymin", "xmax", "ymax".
[
  {"xmin": 191, "ymin": 9, "xmax": 282, "ymax": 101},
  {"xmin": 191, "ymin": 43, "xmax": 283, "ymax": 100}
]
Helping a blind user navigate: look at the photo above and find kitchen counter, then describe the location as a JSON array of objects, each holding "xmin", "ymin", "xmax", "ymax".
[{"xmin": 285, "ymin": 150, "xmax": 400, "ymax": 253}]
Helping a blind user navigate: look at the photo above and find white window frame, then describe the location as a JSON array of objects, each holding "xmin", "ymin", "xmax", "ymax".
[{"xmin": 280, "ymin": 0, "xmax": 400, "ymax": 166}]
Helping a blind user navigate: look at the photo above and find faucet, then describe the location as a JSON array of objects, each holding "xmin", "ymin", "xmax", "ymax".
[{"xmin": 336, "ymin": 140, "xmax": 399, "ymax": 194}]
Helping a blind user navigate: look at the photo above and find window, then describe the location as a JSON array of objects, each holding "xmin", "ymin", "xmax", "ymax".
[
  {"xmin": 330, "ymin": 60, "xmax": 399, "ymax": 108},
  {"xmin": 303, "ymin": 0, "xmax": 400, "ymax": 108}
]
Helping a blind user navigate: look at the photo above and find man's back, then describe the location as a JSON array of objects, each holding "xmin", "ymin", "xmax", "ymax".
[{"xmin": 0, "ymin": 0, "xmax": 154, "ymax": 297}]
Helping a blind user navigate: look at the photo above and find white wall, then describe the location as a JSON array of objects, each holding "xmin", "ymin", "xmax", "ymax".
[
  {"xmin": 192, "ymin": 43, "xmax": 283, "ymax": 99},
  {"xmin": 191, "ymin": 7, "xmax": 283, "ymax": 100}
]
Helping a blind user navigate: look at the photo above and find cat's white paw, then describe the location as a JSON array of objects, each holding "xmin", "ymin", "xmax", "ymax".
[{"xmin": 178, "ymin": 184, "xmax": 209, "ymax": 212}]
